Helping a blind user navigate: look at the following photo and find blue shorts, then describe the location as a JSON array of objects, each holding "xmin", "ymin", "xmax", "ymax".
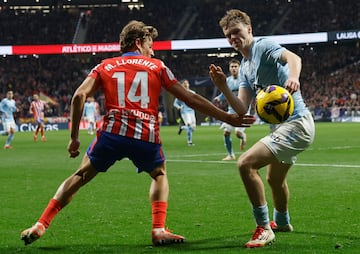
[
  {"xmin": 86, "ymin": 131, "xmax": 165, "ymax": 173},
  {"xmin": 36, "ymin": 118, "xmax": 44, "ymax": 125}
]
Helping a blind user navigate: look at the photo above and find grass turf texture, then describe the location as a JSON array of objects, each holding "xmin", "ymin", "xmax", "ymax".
[{"xmin": 0, "ymin": 122, "xmax": 359, "ymax": 253}]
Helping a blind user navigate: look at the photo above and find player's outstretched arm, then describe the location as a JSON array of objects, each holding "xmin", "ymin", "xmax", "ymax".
[{"xmin": 168, "ymin": 82, "xmax": 255, "ymax": 127}]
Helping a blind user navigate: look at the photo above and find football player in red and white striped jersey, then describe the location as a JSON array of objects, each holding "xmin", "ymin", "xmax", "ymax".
[{"xmin": 29, "ymin": 94, "xmax": 48, "ymax": 142}]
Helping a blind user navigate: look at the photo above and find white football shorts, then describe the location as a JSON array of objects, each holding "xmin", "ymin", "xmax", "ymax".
[
  {"xmin": 84, "ymin": 116, "xmax": 96, "ymax": 124},
  {"xmin": 260, "ymin": 112, "xmax": 315, "ymax": 164},
  {"xmin": 2, "ymin": 120, "xmax": 17, "ymax": 132},
  {"xmin": 220, "ymin": 122, "xmax": 245, "ymax": 134},
  {"xmin": 181, "ymin": 112, "xmax": 196, "ymax": 128}
]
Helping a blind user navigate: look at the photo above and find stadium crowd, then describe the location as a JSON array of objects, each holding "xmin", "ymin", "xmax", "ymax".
[
  {"xmin": 2, "ymin": 0, "xmax": 359, "ymax": 44},
  {"xmin": 0, "ymin": 0, "xmax": 359, "ymax": 124}
]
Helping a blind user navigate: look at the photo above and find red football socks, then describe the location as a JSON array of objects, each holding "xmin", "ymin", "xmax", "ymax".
[
  {"xmin": 152, "ymin": 201, "xmax": 167, "ymax": 229},
  {"xmin": 38, "ymin": 198, "xmax": 63, "ymax": 228}
]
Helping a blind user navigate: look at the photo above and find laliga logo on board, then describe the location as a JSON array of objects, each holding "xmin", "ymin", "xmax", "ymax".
[{"xmin": 335, "ymin": 30, "xmax": 360, "ymax": 40}]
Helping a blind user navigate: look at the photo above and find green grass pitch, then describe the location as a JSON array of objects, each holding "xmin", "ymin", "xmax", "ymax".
[{"xmin": 1, "ymin": 122, "xmax": 359, "ymax": 253}]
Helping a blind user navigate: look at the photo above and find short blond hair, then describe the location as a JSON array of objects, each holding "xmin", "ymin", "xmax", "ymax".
[{"xmin": 219, "ymin": 9, "xmax": 251, "ymax": 29}]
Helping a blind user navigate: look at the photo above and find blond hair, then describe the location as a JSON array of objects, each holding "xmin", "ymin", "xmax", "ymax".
[{"xmin": 219, "ymin": 9, "xmax": 251, "ymax": 29}]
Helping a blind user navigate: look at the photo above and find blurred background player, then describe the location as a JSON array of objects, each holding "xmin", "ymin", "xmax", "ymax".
[
  {"xmin": 93, "ymin": 96, "xmax": 101, "ymax": 130},
  {"xmin": 29, "ymin": 93, "xmax": 48, "ymax": 142},
  {"xmin": 83, "ymin": 96, "xmax": 97, "ymax": 135},
  {"xmin": 20, "ymin": 20, "xmax": 254, "ymax": 247},
  {"xmin": 214, "ymin": 59, "xmax": 248, "ymax": 160},
  {"xmin": 210, "ymin": 9, "xmax": 315, "ymax": 248},
  {"xmin": 158, "ymin": 111, "xmax": 163, "ymax": 126},
  {"xmin": 173, "ymin": 79, "xmax": 196, "ymax": 146},
  {"xmin": 0, "ymin": 91, "xmax": 17, "ymax": 149}
]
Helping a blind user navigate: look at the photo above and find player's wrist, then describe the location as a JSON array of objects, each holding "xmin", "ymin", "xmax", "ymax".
[{"xmin": 70, "ymin": 132, "xmax": 79, "ymax": 140}]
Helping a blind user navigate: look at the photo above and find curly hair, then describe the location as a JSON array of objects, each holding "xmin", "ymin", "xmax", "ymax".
[{"xmin": 119, "ymin": 20, "xmax": 158, "ymax": 54}]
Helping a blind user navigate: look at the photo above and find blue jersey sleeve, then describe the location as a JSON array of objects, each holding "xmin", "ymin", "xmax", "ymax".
[{"xmin": 173, "ymin": 98, "xmax": 181, "ymax": 108}]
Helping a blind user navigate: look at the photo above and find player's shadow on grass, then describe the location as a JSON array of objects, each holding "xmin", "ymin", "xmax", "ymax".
[
  {"xmin": 7, "ymin": 231, "xmax": 360, "ymax": 253},
  {"xmin": 7, "ymin": 235, "xmax": 249, "ymax": 254}
]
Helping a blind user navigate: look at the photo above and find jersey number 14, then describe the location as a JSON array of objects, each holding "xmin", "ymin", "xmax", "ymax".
[{"xmin": 112, "ymin": 71, "xmax": 150, "ymax": 108}]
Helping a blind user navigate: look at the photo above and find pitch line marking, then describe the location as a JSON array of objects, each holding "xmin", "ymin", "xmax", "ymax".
[
  {"xmin": 166, "ymin": 159, "xmax": 360, "ymax": 168},
  {"xmin": 295, "ymin": 163, "xmax": 360, "ymax": 168},
  {"xmin": 171, "ymin": 145, "xmax": 360, "ymax": 159},
  {"xmin": 307, "ymin": 145, "xmax": 360, "ymax": 150}
]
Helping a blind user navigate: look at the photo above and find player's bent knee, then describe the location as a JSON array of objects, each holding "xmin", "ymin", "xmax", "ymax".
[
  {"xmin": 237, "ymin": 156, "xmax": 254, "ymax": 175},
  {"xmin": 150, "ymin": 165, "xmax": 166, "ymax": 179}
]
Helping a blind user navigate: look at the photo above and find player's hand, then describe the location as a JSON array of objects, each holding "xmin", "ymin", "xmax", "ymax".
[
  {"xmin": 67, "ymin": 139, "xmax": 80, "ymax": 158},
  {"xmin": 213, "ymin": 97, "xmax": 220, "ymax": 103},
  {"xmin": 285, "ymin": 77, "xmax": 300, "ymax": 94},
  {"xmin": 209, "ymin": 64, "xmax": 227, "ymax": 89},
  {"xmin": 228, "ymin": 114, "xmax": 256, "ymax": 127}
]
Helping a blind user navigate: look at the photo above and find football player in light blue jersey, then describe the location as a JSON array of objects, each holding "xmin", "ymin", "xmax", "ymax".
[
  {"xmin": 0, "ymin": 91, "xmax": 18, "ymax": 149},
  {"xmin": 83, "ymin": 97, "xmax": 97, "ymax": 135},
  {"xmin": 209, "ymin": 9, "xmax": 315, "ymax": 248},
  {"xmin": 173, "ymin": 79, "xmax": 196, "ymax": 146},
  {"xmin": 214, "ymin": 59, "xmax": 249, "ymax": 160}
]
